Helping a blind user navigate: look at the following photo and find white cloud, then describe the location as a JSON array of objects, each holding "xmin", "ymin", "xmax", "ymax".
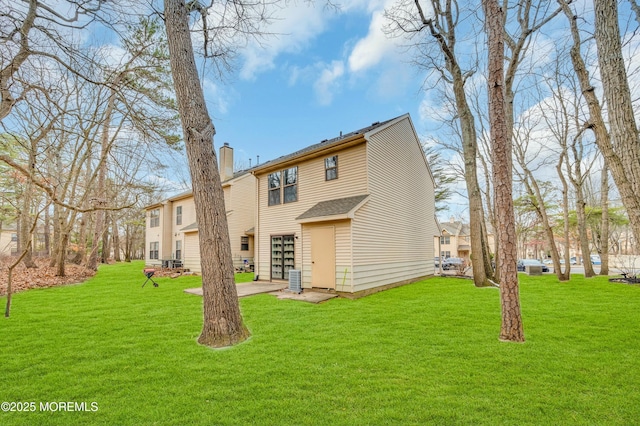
[
  {"xmin": 314, "ymin": 60, "xmax": 345, "ymax": 105},
  {"xmin": 239, "ymin": 3, "xmax": 330, "ymax": 80},
  {"xmin": 347, "ymin": 9, "xmax": 396, "ymax": 73},
  {"xmin": 202, "ymin": 78, "xmax": 230, "ymax": 115}
]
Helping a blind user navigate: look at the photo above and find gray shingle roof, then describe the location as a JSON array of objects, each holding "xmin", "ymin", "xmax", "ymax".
[
  {"xmin": 253, "ymin": 115, "xmax": 405, "ymax": 172},
  {"xmin": 296, "ymin": 194, "xmax": 369, "ymax": 221},
  {"xmin": 180, "ymin": 222, "xmax": 198, "ymax": 232}
]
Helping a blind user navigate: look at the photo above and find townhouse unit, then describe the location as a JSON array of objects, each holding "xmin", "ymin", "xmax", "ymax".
[
  {"xmin": 252, "ymin": 114, "xmax": 437, "ymax": 294},
  {"xmin": 145, "ymin": 113, "xmax": 437, "ymax": 295},
  {"xmin": 435, "ymin": 217, "xmax": 496, "ymax": 265},
  {"xmin": 436, "ymin": 217, "xmax": 471, "ymax": 262},
  {"xmin": 144, "ymin": 143, "xmax": 256, "ymax": 273}
]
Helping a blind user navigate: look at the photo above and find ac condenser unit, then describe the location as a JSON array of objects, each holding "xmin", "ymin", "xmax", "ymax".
[{"xmin": 288, "ymin": 269, "xmax": 302, "ymax": 293}]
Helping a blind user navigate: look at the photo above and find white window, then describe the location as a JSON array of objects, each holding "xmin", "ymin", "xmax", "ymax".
[
  {"xmin": 149, "ymin": 209, "xmax": 160, "ymax": 228},
  {"xmin": 325, "ymin": 156, "xmax": 338, "ymax": 181},
  {"xmin": 175, "ymin": 240, "xmax": 182, "ymax": 260},
  {"xmin": 149, "ymin": 242, "xmax": 159, "ymax": 259},
  {"xmin": 268, "ymin": 166, "xmax": 298, "ymax": 205}
]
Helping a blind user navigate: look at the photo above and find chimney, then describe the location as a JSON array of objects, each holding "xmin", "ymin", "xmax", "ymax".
[{"xmin": 219, "ymin": 142, "xmax": 233, "ymax": 182}]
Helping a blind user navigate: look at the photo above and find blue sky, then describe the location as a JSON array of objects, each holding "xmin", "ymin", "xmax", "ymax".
[{"xmin": 195, "ymin": 1, "xmax": 430, "ymax": 171}]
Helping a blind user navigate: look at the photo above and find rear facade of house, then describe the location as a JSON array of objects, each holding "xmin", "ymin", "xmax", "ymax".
[{"xmin": 253, "ymin": 114, "xmax": 437, "ymax": 294}]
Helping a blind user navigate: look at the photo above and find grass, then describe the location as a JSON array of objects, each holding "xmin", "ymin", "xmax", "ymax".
[{"xmin": 1, "ymin": 262, "xmax": 639, "ymax": 425}]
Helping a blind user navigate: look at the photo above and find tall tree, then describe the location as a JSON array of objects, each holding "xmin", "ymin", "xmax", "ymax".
[
  {"xmin": 593, "ymin": 0, "xmax": 640, "ymax": 247},
  {"xmin": 164, "ymin": 0, "xmax": 251, "ymax": 347},
  {"xmin": 483, "ymin": 0, "xmax": 524, "ymax": 342},
  {"xmin": 560, "ymin": 0, "xmax": 640, "ymax": 249},
  {"xmin": 385, "ymin": 0, "xmax": 496, "ymax": 287},
  {"xmin": 599, "ymin": 163, "xmax": 610, "ymax": 275}
]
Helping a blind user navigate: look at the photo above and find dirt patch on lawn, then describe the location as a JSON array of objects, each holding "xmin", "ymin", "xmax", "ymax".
[{"xmin": 0, "ymin": 257, "xmax": 95, "ymax": 296}]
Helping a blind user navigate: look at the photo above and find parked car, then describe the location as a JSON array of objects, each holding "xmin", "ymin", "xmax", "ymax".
[
  {"xmin": 542, "ymin": 259, "xmax": 553, "ymax": 265},
  {"xmin": 517, "ymin": 259, "xmax": 549, "ymax": 272},
  {"xmin": 590, "ymin": 254, "xmax": 601, "ymax": 265},
  {"xmin": 442, "ymin": 257, "xmax": 465, "ymax": 270}
]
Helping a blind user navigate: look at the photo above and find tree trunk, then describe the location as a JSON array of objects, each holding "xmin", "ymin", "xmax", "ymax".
[
  {"xmin": 124, "ymin": 225, "xmax": 132, "ymax": 262},
  {"xmin": 585, "ymin": 0, "xmax": 640, "ymax": 247},
  {"xmin": 450, "ymin": 48, "xmax": 495, "ymax": 287},
  {"xmin": 44, "ymin": 203, "xmax": 50, "ymax": 255},
  {"xmin": 600, "ymin": 163, "xmax": 610, "ymax": 275},
  {"xmin": 165, "ymin": 0, "xmax": 249, "ymax": 348},
  {"xmin": 568, "ymin": 142, "xmax": 595, "ymax": 277},
  {"xmin": 113, "ymin": 217, "xmax": 121, "ymax": 262},
  {"xmin": 49, "ymin": 204, "xmax": 59, "ymax": 267},
  {"xmin": 556, "ymin": 152, "xmax": 571, "ymax": 279},
  {"xmin": 483, "ymin": 0, "xmax": 524, "ymax": 342},
  {"xmin": 574, "ymin": 185, "xmax": 595, "ymax": 276},
  {"xmin": 56, "ymin": 228, "xmax": 69, "ymax": 277},
  {"xmin": 87, "ymin": 86, "xmax": 118, "ymax": 271}
]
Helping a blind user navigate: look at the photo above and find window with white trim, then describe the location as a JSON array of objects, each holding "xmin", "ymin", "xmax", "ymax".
[
  {"xmin": 176, "ymin": 206, "xmax": 182, "ymax": 225},
  {"xmin": 149, "ymin": 209, "xmax": 160, "ymax": 228},
  {"xmin": 325, "ymin": 155, "xmax": 338, "ymax": 181},
  {"xmin": 149, "ymin": 242, "xmax": 159, "ymax": 260},
  {"xmin": 268, "ymin": 166, "xmax": 298, "ymax": 205}
]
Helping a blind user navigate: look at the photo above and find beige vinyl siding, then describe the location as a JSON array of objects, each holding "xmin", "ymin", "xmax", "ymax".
[
  {"xmin": 351, "ymin": 117, "xmax": 436, "ymax": 292},
  {"xmin": 225, "ymin": 174, "xmax": 256, "ymax": 268},
  {"xmin": 171, "ymin": 197, "xmax": 196, "ymax": 261},
  {"xmin": 145, "ymin": 204, "xmax": 170, "ymax": 265},
  {"xmin": 183, "ymin": 232, "xmax": 201, "ymax": 273},
  {"xmin": 301, "ymin": 220, "xmax": 352, "ymax": 290},
  {"xmin": 256, "ymin": 143, "xmax": 368, "ymax": 280},
  {"xmin": 160, "ymin": 203, "xmax": 173, "ymax": 260},
  {"xmin": 0, "ymin": 230, "xmax": 16, "ymax": 255},
  {"xmin": 172, "ymin": 197, "xmax": 196, "ymax": 237}
]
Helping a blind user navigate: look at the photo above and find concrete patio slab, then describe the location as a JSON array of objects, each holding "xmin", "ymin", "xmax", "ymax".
[
  {"xmin": 184, "ymin": 282, "xmax": 286, "ymax": 297},
  {"xmin": 270, "ymin": 290, "xmax": 338, "ymax": 304}
]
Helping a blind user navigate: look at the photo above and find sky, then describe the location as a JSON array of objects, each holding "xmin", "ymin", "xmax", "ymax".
[
  {"xmin": 157, "ymin": 0, "xmax": 638, "ymax": 221},
  {"xmin": 191, "ymin": 1, "xmax": 431, "ymax": 173}
]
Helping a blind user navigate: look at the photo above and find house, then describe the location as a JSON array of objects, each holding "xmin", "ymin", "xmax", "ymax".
[
  {"xmin": 144, "ymin": 143, "xmax": 256, "ymax": 273},
  {"xmin": 0, "ymin": 227, "xmax": 18, "ymax": 256},
  {"xmin": 435, "ymin": 217, "xmax": 496, "ymax": 265},
  {"xmin": 251, "ymin": 114, "xmax": 437, "ymax": 295},
  {"xmin": 436, "ymin": 217, "xmax": 471, "ymax": 262}
]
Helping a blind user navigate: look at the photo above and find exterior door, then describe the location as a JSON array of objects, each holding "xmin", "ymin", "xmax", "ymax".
[{"xmin": 311, "ymin": 226, "xmax": 336, "ymax": 289}]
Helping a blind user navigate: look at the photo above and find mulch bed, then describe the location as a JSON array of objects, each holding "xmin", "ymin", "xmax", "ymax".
[
  {"xmin": 609, "ymin": 277, "xmax": 640, "ymax": 285},
  {"xmin": 0, "ymin": 257, "xmax": 95, "ymax": 296}
]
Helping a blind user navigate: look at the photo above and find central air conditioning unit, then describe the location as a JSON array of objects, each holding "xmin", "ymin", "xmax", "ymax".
[{"xmin": 288, "ymin": 269, "xmax": 302, "ymax": 293}]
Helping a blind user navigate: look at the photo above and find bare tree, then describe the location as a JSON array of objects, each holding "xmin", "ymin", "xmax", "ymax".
[
  {"xmin": 385, "ymin": 0, "xmax": 496, "ymax": 287},
  {"xmin": 559, "ymin": 0, "xmax": 640, "ymax": 251},
  {"xmin": 512, "ymin": 113, "xmax": 568, "ymax": 280},
  {"xmin": 86, "ymin": 17, "xmax": 179, "ymax": 270},
  {"xmin": 483, "ymin": 0, "xmax": 524, "ymax": 342}
]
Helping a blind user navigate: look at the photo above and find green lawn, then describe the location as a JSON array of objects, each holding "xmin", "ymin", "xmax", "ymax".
[{"xmin": 1, "ymin": 262, "xmax": 639, "ymax": 425}]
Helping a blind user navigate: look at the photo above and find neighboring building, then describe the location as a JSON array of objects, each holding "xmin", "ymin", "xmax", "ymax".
[
  {"xmin": 435, "ymin": 217, "xmax": 496, "ymax": 265},
  {"xmin": 144, "ymin": 143, "xmax": 256, "ymax": 273},
  {"xmin": 0, "ymin": 227, "xmax": 18, "ymax": 255},
  {"xmin": 436, "ymin": 217, "xmax": 471, "ymax": 262},
  {"xmin": 251, "ymin": 114, "xmax": 437, "ymax": 294}
]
